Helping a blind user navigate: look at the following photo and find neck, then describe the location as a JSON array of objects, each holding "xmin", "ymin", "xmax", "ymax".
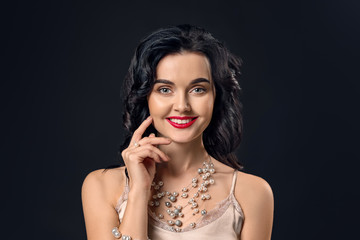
[{"xmin": 156, "ymin": 135, "xmax": 209, "ymax": 177}]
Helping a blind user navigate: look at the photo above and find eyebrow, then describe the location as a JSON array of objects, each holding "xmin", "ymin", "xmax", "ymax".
[{"xmin": 154, "ymin": 78, "xmax": 211, "ymax": 85}]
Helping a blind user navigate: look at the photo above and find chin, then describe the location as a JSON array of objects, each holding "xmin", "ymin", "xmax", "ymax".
[
  {"xmin": 154, "ymin": 120, "xmax": 208, "ymax": 143},
  {"xmin": 168, "ymin": 136, "xmax": 198, "ymax": 144},
  {"xmin": 158, "ymin": 129, "xmax": 203, "ymax": 144}
]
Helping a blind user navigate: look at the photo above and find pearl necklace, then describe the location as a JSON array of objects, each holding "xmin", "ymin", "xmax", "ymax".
[{"xmin": 148, "ymin": 158, "xmax": 216, "ymax": 232}]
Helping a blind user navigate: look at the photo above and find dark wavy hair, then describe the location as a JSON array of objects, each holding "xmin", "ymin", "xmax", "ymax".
[{"xmin": 118, "ymin": 24, "xmax": 243, "ymax": 170}]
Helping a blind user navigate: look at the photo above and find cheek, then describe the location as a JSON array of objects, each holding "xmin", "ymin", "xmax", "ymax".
[
  {"xmin": 148, "ymin": 95, "xmax": 168, "ymax": 116},
  {"xmin": 204, "ymin": 96, "xmax": 215, "ymax": 113},
  {"xmin": 195, "ymin": 98, "xmax": 215, "ymax": 123}
]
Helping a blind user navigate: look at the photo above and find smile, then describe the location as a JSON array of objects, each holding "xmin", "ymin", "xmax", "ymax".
[{"xmin": 166, "ymin": 116, "xmax": 198, "ymax": 129}]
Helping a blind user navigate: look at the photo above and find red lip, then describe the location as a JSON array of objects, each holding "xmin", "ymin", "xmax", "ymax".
[
  {"xmin": 166, "ymin": 116, "xmax": 198, "ymax": 129},
  {"xmin": 167, "ymin": 116, "xmax": 197, "ymax": 120}
]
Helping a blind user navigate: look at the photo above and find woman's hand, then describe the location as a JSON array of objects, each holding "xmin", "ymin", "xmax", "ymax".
[{"xmin": 121, "ymin": 116, "xmax": 172, "ymax": 192}]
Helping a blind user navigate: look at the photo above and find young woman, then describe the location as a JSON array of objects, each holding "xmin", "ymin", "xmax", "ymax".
[{"xmin": 82, "ymin": 24, "xmax": 274, "ymax": 240}]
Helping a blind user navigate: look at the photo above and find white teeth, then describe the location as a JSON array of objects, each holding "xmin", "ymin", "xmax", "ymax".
[{"xmin": 169, "ymin": 118, "xmax": 193, "ymax": 124}]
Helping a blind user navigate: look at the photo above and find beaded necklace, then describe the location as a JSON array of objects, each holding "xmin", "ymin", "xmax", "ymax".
[{"xmin": 148, "ymin": 157, "xmax": 216, "ymax": 232}]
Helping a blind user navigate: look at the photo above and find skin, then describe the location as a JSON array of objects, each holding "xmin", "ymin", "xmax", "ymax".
[{"xmin": 82, "ymin": 52, "xmax": 274, "ymax": 240}]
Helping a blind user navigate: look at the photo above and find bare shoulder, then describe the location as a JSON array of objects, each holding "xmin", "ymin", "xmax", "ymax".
[
  {"xmin": 235, "ymin": 171, "xmax": 273, "ymax": 197},
  {"xmin": 235, "ymin": 171, "xmax": 274, "ymax": 213},
  {"xmin": 81, "ymin": 166, "xmax": 127, "ymax": 208}
]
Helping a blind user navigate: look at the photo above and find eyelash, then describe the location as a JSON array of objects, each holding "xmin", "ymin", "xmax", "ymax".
[
  {"xmin": 157, "ymin": 87, "xmax": 207, "ymax": 95},
  {"xmin": 158, "ymin": 88, "xmax": 172, "ymax": 94}
]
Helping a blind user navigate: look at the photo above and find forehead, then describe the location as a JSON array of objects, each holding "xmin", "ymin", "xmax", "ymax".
[{"xmin": 155, "ymin": 52, "xmax": 212, "ymax": 82}]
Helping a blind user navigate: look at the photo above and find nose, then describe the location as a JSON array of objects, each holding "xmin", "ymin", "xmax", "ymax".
[{"xmin": 173, "ymin": 92, "xmax": 191, "ymax": 113}]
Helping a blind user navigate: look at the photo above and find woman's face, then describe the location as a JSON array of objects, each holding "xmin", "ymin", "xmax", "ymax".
[{"xmin": 147, "ymin": 51, "xmax": 215, "ymax": 143}]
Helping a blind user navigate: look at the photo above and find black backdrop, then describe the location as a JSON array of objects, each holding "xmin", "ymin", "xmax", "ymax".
[{"xmin": 4, "ymin": 0, "xmax": 359, "ymax": 239}]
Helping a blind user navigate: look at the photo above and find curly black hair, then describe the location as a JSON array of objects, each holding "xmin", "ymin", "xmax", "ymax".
[{"xmin": 119, "ymin": 24, "xmax": 243, "ymax": 170}]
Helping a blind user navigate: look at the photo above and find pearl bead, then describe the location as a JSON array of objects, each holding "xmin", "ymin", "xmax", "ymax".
[
  {"xmin": 210, "ymin": 178, "xmax": 215, "ymax": 184},
  {"xmin": 198, "ymin": 168, "xmax": 203, "ymax": 174},
  {"xmin": 169, "ymin": 196, "xmax": 176, "ymax": 202},
  {"xmin": 210, "ymin": 168, "xmax": 215, "ymax": 174},
  {"xmin": 192, "ymin": 183, "xmax": 197, "ymax": 187},
  {"xmin": 190, "ymin": 222, "xmax": 196, "ymax": 228},
  {"xmin": 168, "ymin": 220, "xmax": 174, "ymax": 226},
  {"xmin": 154, "ymin": 201, "xmax": 160, "ymax": 207},
  {"xmin": 181, "ymin": 193, "xmax": 188, "ymax": 198},
  {"xmin": 158, "ymin": 214, "xmax": 164, "ymax": 219},
  {"xmin": 158, "ymin": 181, "xmax": 164, "ymax": 186},
  {"xmin": 174, "ymin": 208, "xmax": 180, "ymax": 215},
  {"xmin": 201, "ymin": 209, "xmax": 207, "ymax": 215},
  {"xmin": 122, "ymin": 236, "xmax": 132, "ymax": 240},
  {"xmin": 182, "ymin": 187, "xmax": 188, "ymax": 192},
  {"xmin": 165, "ymin": 202, "xmax": 172, "ymax": 207},
  {"xmin": 175, "ymin": 220, "xmax": 182, "ymax": 227}
]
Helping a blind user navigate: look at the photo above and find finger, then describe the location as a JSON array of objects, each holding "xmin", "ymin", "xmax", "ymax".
[
  {"xmin": 148, "ymin": 133, "xmax": 157, "ymax": 147},
  {"xmin": 129, "ymin": 146, "xmax": 165, "ymax": 163},
  {"xmin": 133, "ymin": 145, "xmax": 170, "ymax": 162},
  {"xmin": 130, "ymin": 116, "xmax": 153, "ymax": 145},
  {"xmin": 138, "ymin": 137, "xmax": 171, "ymax": 147}
]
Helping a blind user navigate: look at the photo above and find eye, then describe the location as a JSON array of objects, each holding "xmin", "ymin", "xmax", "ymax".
[
  {"xmin": 158, "ymin": 87, "xmax": 172, "ymax": 94},
  {"xmin": 191, "ymin": 88, "xmax": 206, "ymax": 94}
]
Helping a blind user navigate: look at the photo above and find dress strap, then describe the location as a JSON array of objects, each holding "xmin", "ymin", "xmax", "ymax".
[{"xmin": 230, "ymin": 170, "xmax": 238, "ymax": 194}]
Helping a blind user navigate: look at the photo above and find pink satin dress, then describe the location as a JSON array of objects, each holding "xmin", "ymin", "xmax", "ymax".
[{"xmin": 115, "ymin": 171, "xmax": 244, "ymax": 240}]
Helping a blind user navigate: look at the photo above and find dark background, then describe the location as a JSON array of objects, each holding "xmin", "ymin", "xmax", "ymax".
[{"xmin": 4, "ymin": 0, "xmax": 359, "ymax": 239}]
